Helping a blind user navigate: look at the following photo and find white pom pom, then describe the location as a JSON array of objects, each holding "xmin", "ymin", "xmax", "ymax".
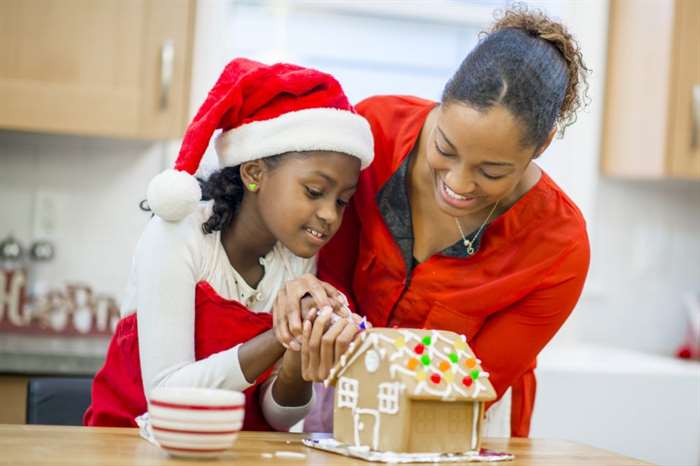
[{"xmin": 146, "ymin": 169, "xmax": 201, "ymax": 222}]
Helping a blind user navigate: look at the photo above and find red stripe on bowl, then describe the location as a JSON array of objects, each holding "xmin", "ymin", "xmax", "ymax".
[
  {"xmin": 152, "ymin": 425, "xmax": 240, "ymax": 435},
  {"xmin": 150, "ymin": 399, "xmax": 244, "ymax": 411},
  {"xmin": 160, "ymin": 444, "xmax": 228, "ymax": 453}
]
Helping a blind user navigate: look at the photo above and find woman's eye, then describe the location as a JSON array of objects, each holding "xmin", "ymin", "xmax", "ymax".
[
  {"xmin": 434, "ymin": 141, "xmax": 454, "ymax": 157},
  {"xmin": 480, "ymin": 169, "xmax": 506, "ymax": 180},
  {"xmin": 305, "ymin": 186, "xmax": 323, "ymax": 198},
  {"xmin": 336, "ymin": 198, "xmax": 349, "ymax": 208}
]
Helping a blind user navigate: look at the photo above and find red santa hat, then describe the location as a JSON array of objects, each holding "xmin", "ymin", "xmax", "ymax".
[{"xmin": 147, "ymin": 58, "xmax": 374, "ymax": 222}]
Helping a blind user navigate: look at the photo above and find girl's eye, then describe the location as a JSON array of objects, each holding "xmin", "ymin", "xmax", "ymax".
[
  {"xmin": 336, "ymin": 198, "xmax": 349, "ymax": 208},
  {"xmin": 305, "ymin": 186, "xmax": 323, "ymax": 198},
  {"xmin": 480, "ymin": 169, "xmax": 506, "ymax": 180}
]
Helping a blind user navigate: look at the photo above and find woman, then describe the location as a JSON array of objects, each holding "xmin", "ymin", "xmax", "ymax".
[{"xmin": 275, "ymin": 6, "xmax": 590, "ymax": 437}]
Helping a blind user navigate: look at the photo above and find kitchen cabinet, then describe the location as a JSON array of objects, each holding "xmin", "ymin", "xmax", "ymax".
[
  {"xmin": 0, "ymin": 0, "xmax": 195, "ymax": 139},
  {"xmin": 601, "ymin": 0, "xmax": 700, "ymax": 179}
]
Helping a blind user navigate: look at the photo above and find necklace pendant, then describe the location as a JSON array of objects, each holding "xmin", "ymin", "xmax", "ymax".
[
  {"xmin": 463, "ymin": 239, "xmax": 471, "ymax": 247},
  {"xmin": 467, "ymin": 245, "xmax": 475, "ymax": 255}
]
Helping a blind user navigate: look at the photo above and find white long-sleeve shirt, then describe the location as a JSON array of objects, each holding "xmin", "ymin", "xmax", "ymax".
[{"xmin": 121, "ymin": 201, "xmax": 315, "ymax": 430}]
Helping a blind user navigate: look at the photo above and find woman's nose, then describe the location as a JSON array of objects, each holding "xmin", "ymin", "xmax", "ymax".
[{"xmin": 446, "ymin": 169, "xmax": 477, "ymax": 195}]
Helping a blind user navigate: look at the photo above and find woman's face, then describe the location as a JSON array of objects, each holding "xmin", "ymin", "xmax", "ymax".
[
  {"xmin": 256, "ymin": 151, "xmax": 360, "ymax": 258},
  {"xmin": 425, "ymin": 102, "xmax": 537, "ymax": 217}
]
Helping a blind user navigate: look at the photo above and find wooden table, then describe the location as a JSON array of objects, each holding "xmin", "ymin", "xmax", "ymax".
[{"xmin": 0, "ymin": 425, "xmax": 651, "ymax": 466}]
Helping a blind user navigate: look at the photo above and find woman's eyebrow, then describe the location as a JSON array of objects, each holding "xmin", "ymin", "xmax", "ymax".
[{"xmin": 437, "ymin": 127, "xmax": 457, "ymax": 149}]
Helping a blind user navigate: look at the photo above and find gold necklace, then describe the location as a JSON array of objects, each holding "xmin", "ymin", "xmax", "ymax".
[{"xmin": 454, "ymin": 201, "xmax": 500, "ymax": 255}]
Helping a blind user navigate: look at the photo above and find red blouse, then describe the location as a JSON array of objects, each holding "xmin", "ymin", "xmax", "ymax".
[{"xmin": 318, "ymin": 95, "xmax": 590, "ymax": 437}]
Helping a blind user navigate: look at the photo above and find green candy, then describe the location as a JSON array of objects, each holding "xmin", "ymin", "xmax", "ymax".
[
  {"xmin": 449, "ymin": 352, "xmax": 459, "ymax": 363},
  {"xmin": 421, "ymin": 355, "xmax": 431, "ymax": 366},
  {"xmin": 422, "ymin": 336, "xmax": 432, "ymax": 346},
  {"xmin": 470, "ymin": 369, "xmax": 480, "ymax": 380}
]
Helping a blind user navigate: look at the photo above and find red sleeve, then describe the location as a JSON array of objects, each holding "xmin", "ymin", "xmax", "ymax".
[
  {"xmin": 469, "ymin": 237, "xmax": 590, "ymax": 434},
  {"xmin": 317, "ymin": 196, "xmax": 361, "ymax": 313}
]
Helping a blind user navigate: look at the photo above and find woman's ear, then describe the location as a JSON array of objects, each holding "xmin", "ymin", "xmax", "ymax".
[
  {"xmin": 239, "ymin": 160, "xmax": 266, "ymax": 192},
  {"xmin": 533, "ymin": 126, "xmax": 558, "ymax": 159}
]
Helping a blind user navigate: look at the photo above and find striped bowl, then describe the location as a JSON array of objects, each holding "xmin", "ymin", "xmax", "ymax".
[{"xmin": 148, "ymin": 387, "xmax": 245, "ymax": 459}]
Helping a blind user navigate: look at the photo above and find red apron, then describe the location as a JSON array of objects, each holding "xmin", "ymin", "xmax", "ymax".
[{"xmin": 84, "ymin": 281, "xmax": 275, "ymax": 431}]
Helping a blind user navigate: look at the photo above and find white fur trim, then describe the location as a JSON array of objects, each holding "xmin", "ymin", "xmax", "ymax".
[
  {"xmin": 146, "ymin": 169, "xmax": 202, "ymax": 222},
  {"xmin": 214, "ymin": 108, "xmax": 374, "ymax": 168}
]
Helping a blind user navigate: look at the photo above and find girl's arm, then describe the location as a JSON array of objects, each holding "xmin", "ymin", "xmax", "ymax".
[{"xmin": 136, "ymin": 216, "xmax": 255, "ymax": 395}]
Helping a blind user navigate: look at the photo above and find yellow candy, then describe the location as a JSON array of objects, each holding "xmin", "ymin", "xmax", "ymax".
[
  {"xmin": 453, "ymin": 339, "xmax": 467, "ymax": 351},
  {"xmin": 394, "ymin": 337, "xmax": 405, "ymax": 348},
  {"xmin": 415, "ymin": 369, "xmax": 427, "ymax": 381}
]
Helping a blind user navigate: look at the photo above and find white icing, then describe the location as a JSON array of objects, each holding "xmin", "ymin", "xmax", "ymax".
[
  {"xmin": 365, "ymin": 349, "xmax": 380, "ymax": 373},
  {"xmin": 353, "ymin": 408, "xmax": 380, "ymax": 450},
  {"xmin": 337, "ymin": 377, "xmax": 359, "ymax": 409},
  {"xmin": 377, "ymin": 382, "xmax": 402, "ymax": 414}
]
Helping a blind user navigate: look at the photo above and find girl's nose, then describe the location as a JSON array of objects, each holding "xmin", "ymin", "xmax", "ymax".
[{"xmin": 316, "ymin": 200, "xmax": 339, "ymax": 226}]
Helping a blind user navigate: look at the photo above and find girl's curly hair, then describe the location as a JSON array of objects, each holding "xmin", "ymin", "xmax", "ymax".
[{"xmin": 442, "ymin": 3, "xmax": 590, "ymax": 149}]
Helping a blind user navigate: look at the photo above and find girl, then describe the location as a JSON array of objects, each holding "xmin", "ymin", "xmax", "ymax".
[
  {"xmin": 84, "ymin": 58, "xmax": 373, "ymax": 431},
  {"xmin": 276, "ymin": 6, "xmax": 591, "ymax": 437}
]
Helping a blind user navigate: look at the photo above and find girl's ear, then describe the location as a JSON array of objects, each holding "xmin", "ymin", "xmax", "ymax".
[
  {"xmin": 533, "ymin": 127, "xmax": 558, "ymax": 159},
  {"xmin": 239, "ymin": 160, "xmax": 266, "ymax": 191}
]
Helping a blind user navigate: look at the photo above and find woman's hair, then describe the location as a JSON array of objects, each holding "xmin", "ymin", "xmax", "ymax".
[{"xmin": 442, "ymin": 3, "xmax": 590, "ymax": 150}]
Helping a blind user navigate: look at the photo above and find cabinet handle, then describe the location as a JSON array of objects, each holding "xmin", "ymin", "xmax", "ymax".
[
  {"xmin": 159, "ymin": 40, "xmax": 175, "ymax": 111},
  {"xmin": 692, "ymin": 84, "xmax": 700, "ymax": 150}
]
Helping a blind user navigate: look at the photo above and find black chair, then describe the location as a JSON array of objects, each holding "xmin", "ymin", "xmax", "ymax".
[{"xmin": 26, "ymin": 377, "xmax": 93, "ymax": 426}]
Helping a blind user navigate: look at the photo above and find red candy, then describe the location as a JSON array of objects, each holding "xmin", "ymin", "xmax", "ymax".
[
  {"xmin": 430, "ymin": 373, "xmax": 441, "ymax": 384},
  {"xmin": 462, "ymin": 376, "xmax": 473, "ymax": 387},
  {"xmin": 414, "ymin": 343, "xmax": 425, "ymax": 355}
]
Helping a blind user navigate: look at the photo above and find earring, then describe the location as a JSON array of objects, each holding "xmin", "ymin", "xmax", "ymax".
[{"xmin": 247, "ymin": 182, "xmax": 258, "ymax": 192}]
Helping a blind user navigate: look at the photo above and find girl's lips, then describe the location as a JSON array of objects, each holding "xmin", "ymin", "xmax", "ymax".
[
  {"xmin": 438, "ymin": 178, "xmax": 479, "ymax": 209},
  {"xmin": 303, "ymin": 226, "xmax": 327, "ymax": 246}
]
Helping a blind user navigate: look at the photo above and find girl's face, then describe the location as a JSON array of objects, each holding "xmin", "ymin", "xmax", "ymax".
[
  {"xmin": 425, "ymin": 102, "xmax": 539, "ymax": 217},
  {"xmin": 256, "ymin": 151, "xmax": 360, "ymax": 258}
]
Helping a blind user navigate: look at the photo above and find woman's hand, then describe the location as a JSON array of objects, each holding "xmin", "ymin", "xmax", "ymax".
[
  {"xmin": 272, "ymin": 274, "xmax": 350, "ymax": 351},
  {"xmin": 300, "ymin": 307, "xmax": 362, "ymax": 382}
]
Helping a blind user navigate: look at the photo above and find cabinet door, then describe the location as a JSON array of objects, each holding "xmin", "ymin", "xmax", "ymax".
[
  {"xmin": 600, "ymin": 0, "xmax": 675, "ymax": 178},
  {"xmin": 0, "ymin": 0, "xmax": 194, "ymax": 139},
  {"xmin": 667, "ymin": 0, "xmax": 700, "ymax": 178}
]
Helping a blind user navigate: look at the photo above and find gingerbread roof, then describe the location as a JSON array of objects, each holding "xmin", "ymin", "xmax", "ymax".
[{"xmin": 326, "ymin": 328, "xmax": 497, "ymax": 402}]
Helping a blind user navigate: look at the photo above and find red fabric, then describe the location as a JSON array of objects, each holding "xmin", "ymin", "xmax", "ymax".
[
  {"xmin": 175, "ymin": 58, "xmax": 354, "ymax": 175},
  {"xmin": 318, "ymin": 95, "xmax": 590, "ymax": 437},
  {"xmin": 84, "ymin": 281, "xmax": 275, "ymax": 431}
]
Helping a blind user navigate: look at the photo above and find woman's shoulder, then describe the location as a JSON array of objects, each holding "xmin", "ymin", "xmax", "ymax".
[
  {"xmin": 356, "ymin": 95, "xmax": 434, "ymax": 124},
  {"xmin": 504, "ymin": 170, "xmax": 588, "ymax": 250}
]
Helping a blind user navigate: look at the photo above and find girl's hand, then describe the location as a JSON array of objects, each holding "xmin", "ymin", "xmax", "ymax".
[
  {"xmin": 300, "ymin": 307, "xmax": 361, "ymax": 382},
  {"xmin": 272, "ymin": 274, "xmax": 349, "ymax": 351}
]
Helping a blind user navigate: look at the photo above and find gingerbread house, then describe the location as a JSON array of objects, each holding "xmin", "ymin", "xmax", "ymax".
[{"xmin": 325, "ymin": 328, "xmax": 496, "ymax": 454}]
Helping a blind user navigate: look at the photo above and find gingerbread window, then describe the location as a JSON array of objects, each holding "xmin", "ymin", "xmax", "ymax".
[
  {"xmin": 377, "ymin": 382, "xmax": 400, "ymax": 414},
  {"xmin": 337, "ymin": 377, "xmax": 359, "ymax": 409}
]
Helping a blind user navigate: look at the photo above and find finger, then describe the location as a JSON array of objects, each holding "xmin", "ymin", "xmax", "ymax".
[
  {"xmin": 273, "ymin": 293, "xmax": 294, "ymax": 348},
  {"xmin": 301, "ymin": 320, "xmax": 312, "ymax": 381},
  {"xmin": 284, "ymin": 282, "xmax": 304, "ymax": 339},
  {"xmin": 320, "ymin": 319, "xmax": 346, "ymax": 380},
  {"xmin": 300, "ymin": 275, "xmax": 332, "ymax": 310},
  {"xmin": 335, "ymin": 321, "xmax": 360, "ymax": 363},
  {"xmin": 308, "ymin": 307, "xmax": 333, "ymax": 381}
]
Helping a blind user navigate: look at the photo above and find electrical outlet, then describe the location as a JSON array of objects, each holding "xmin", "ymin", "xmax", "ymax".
[{"xmin": 33, "ymin": 190, "xmax": 60, "ymax": 240}]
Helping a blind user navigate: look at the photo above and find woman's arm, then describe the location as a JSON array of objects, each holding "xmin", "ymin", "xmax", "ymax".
[{"xmin": 469, "ymin": 238, "xmax": 590, "ymax": 401}]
